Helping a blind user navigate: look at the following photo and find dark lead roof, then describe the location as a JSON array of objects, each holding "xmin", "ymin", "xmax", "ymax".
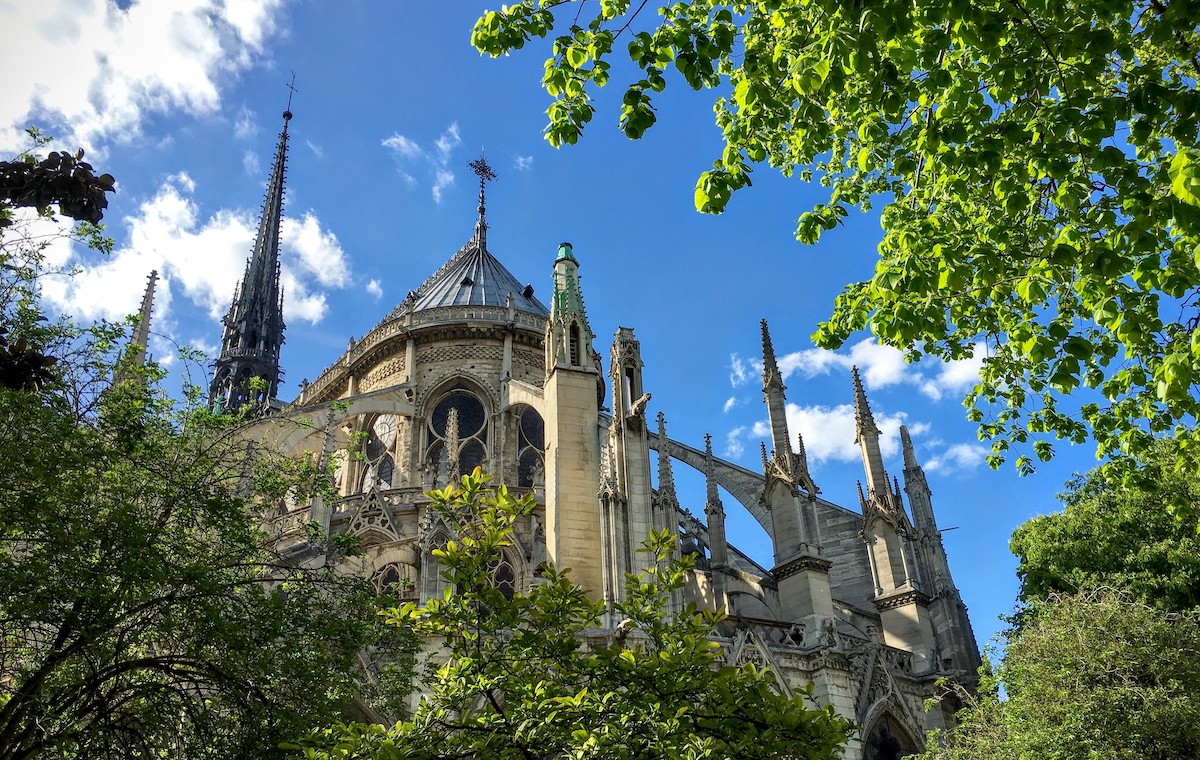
[{"xmin": 385, "ymin": 239, "xmax": 549, "ymax": 321}]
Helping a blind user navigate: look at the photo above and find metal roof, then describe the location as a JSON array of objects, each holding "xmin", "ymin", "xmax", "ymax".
[{"xmin": 386, "ymin": 239, "xmax": 548, "ymax": 321}]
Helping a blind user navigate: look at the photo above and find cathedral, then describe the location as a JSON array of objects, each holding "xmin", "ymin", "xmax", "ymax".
[{"xmin": 204, "ymin": 110, "xmax": 981, "ymax": 759}]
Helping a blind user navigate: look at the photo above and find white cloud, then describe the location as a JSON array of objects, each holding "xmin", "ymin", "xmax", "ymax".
[
  {"xmin": 242, "ymin": 150, "xmax": 261, "ymax": 176},
  {"xmin": 722, "ymin": 396, "xmax": 738, "ymax": 414},
  {"xmin": 925, "ymin": 443, "xmax": 989, "ymax": 474},
  {"xmin": 434, "ymin": 122, "xmax": 461, "ymax": 162},
  {"xmin": 432, "ymin": 168, "xmax": 455, "ymax": 203},
  {"xmin": 0, "ymin": 0, "xmax": 288, "ymax": 154},
  {"xmin": 775, "ymin": 337, "xmax": 987, "ymax": 402},
  {"xmin": 382, "ymin": 133, "xmax": 421, "ymax": 160},
  {"xmin": 920, "ymin": 344, "xmax": 987, "ymax": 400},
  {"xmin": 283, "ymin": 211, "xmax": 349, "ymax": 289},
  {"xmin": 723, "ymin": 426, "xmax": 747, "ymax": 459},
  {"xmin": 39, "ymin": 173, "xmax": 351, "ymax": 332},
  {"xmin": 381, "ymin": 122, "xmax": 463, "ymax": 203},
  {"xmin": 233, "ymin": 106, "xmax": 258, "ymax": 140},
  {"xmin": 514, "ymin": 155, "xmax": 533, "ymax": 171},
  {"xmin": 748, "ymin": 401, "xmax": 911, "ymax": 466},
  {"xmin": 728, "ymin": 353, "xmax": 757, "ymax": 387},
  {"xmin": 366, "ymin": 279, "xmax": 383, "ymax": 298},
  {"xmin": 305, "ymin": 139, "xmax": 323, "ymax": 159}
]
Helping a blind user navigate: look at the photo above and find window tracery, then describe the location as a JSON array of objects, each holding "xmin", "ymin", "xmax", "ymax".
[
  {"xmin": 515, "ymin": 406, "xmax": 545, "ymax": 489},
  {"xmin": 360, "ymin": 414, "xmax": 399, "ymax": 491},
  {"xmin": 426, "ymin": 386, "xmax": 488, "ymax": 487}
]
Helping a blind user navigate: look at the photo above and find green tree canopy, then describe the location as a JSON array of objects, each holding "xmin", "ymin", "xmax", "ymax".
[
  {"xmin": 300, "ymin": 470, "xmax": 852, "ymax": 759},
  {"xmin": 917, "ymin": 591, "xmax": 1200, "ymax": 760},
  {"xmin": 1010, "ymin": 438, "xmax": 1200, "ymax": 612},
  {"xmin": 472, "ymin": 0, "xmax": 1200, "ymax": 474},
  {"xmin": 0, "ymin": 146, "xmax": 413, "ymax": 757}
]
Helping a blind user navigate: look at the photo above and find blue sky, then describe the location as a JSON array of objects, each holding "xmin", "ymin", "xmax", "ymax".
[{"xmin": 3, "ymin": 0, "xmax": 1101, "ymax": 647}]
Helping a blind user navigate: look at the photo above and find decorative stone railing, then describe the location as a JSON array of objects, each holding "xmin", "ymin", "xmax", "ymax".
[
  {"xmin": 265, "ymin": 483, "xmax": 543, "ymax": 538},
  {"xmin": 299, "ymin": 305, "xmax": 547, "ymax": 405}
]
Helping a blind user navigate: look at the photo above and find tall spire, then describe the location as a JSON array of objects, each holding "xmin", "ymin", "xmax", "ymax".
[
  {"xmin": 129, "ymin": 270, "xmax": 157, "ymax": 368},
  {"xmin": 852, "ymin": 366, "xmax": 881, "ymax": 441},
  {"xmin": 209, "ymin": 94, "xmax": 292, "ymax": 413},
  {"xmin": 901, "ymin": 425, "xmax": 937, "ymax": 533},
  {"xmin": 656, "ymin": 412, "xmax": 677, "ymax": 501},
  {"xmin": 113, "ymin": 270, "xmax": 158, "ymax": 386},
  {"xmin": 704, "ymin": 433, "xmax": 729, "ymax": 596},
  {"xmin": 704, "ymin": 433, "xmax": 721, "ymax": 509},
  {"xmin": 852, "ymin": 366, "xmax": 889, "ymax": 497},
  {"xmin": 760, "ymin": 319, "xmax": 794, "ymax": 478},
  {"xmin": 761, "ymin": 318, "xmax": 784, "ymax": 392},
  {"xmin": 468, "ymin": 152, "xmax": 497, "ymax": 249}
]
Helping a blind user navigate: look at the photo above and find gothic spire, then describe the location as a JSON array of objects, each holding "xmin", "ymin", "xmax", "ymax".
[
  {"xmin": 129, "ymin": 269, "xmax": 157, "ymax": 368},
  {"xmin": 901, "ymin": 425, "xmax": 937, "ymax": 533},
  {"xmin": 656, "ymin": 412, "xmax": 677, "ymax": 500},
  {"xmin": 209, "ymin": 99, "xmax": 292, "ymax": 413},
  {"xmin": 704, "ymin": 433, "xmax": 721, "ymax": 510},
  {"xmin": 852, "ymin": 365, "xmax": 881, "ymax": 441},
  {"xmin": 760, "ymin": 318, "xmax": 785, "ymax": 392},
  {"xmin": 760, "ymin": 319, "xmax": 794, "ymax": 478},
  {"xmin": 852, "ymin": 366, "xmax": 889, "ymax": 496},
  {"xmin": 114, "ymin": 270, "xmax": 157, "ymax": 386}
]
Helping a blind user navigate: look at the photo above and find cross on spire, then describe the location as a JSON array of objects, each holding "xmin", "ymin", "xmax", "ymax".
[
  {"xmin": 284, "ymin": 72, "xmax": 298, "ymax": 119},
  {"xmin": 468, "ymin": 151, "xmax": 498, "ymax": 247}
]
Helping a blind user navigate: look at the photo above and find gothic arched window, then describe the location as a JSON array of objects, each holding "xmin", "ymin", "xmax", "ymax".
[
  {"xmin": 489, "ymin": 554, "xmax": 517, "ymax": 600},
  {"xmin": 360, "ymin": 414, "xmax": 399, "ymax": 491},
  {"xmin": 516, "ymin": 406, "xmax": 545, "ymax": 489},
  {"xmin": 569, "ymin": 323, "xmax": 581, "ymax": 366},
  {"xmin": 863, "ymin": 714, "xmax": 918, "ymax": 760},
  {"xmin": 426, "ymin": 386, "xmax": 488, "ymax": 487},
  {"xmin": 372, "ymin": 561, "xmax": 417, "ymax": 601}
]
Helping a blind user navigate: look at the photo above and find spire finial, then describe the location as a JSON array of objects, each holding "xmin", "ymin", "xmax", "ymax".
[
  {"xmin": 283, "ymin": 72, "xmax": 297, "ymax": 121},
  {"xmin": 468, "ymin": 151, "xmax": 497, "ymax": 247}
]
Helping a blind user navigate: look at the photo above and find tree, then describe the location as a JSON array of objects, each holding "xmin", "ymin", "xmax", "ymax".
[
  {"xmin": 471, "ymin": 0, "xmax": 1200, "ymax": 474},
  {"xmin": 916, "ymin": 590, "xmax": 1200, "ymax": 760},
  {"xmin": 299, "ymin": 470, "xmax": 853, "ymax": 760},
  {"xmin": 1010, "ymin": 438, "xmax": 1200, "ymax": 612},
  {"xmin": 919, "ymin": 449, "xmax": 1200, "ymax": 758},
  {"xmin": 1, "ymin": 131, "xmax": 116, "ymax": 392},
  {"xmin": 0, "ymin": 143, "xmax": 414, "ymax": 757},
  {"xmin": 0, "ymin": 355, "xmax": 419, "ymax": 758}
]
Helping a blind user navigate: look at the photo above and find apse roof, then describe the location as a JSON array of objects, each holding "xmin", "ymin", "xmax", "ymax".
[{"xmin": 385, "ymin": 239, "xmax": 549, "ymax": 321}]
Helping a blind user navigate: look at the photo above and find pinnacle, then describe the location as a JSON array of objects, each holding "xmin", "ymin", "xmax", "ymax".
[{"xmin": 852, "ymin": 366, "xmax": 880, "ymax": 438}]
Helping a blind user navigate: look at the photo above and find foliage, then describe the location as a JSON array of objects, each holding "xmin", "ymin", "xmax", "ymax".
[
  {"xmin": 1010, "ymin": 438, "xmax": 1200, "ymax": 613},
  {"xmin": 1, "ymin": 129, "xmax": 116, "ymax": 393},
  {"xmin": 0, "ymin": 353, "xmax": 418, "ymax": 758},
  {"xmin": 917, "ymin": 590, "xmax": 1200, "ymax": 760},
  {"xmin": 299, "ymin": 469, "xmax": 852, "ymax": 759},
  {"xmin": 0, "ymin": 133, "xmax": 115, "ymax": 228},
  {"xmin": 0, "ymin": 151, "xmax": 415, "ymax": 757},
  {"xmin": 472, "ymin": 0, "xmax": 1200, "ymax": 473}
]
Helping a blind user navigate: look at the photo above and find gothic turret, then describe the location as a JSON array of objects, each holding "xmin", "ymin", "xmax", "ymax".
[
  {"xmin": 210, "ymin": 107, "xmax": 291, "ymax": 413},
  {"xmin": 543, "ymin": 241, "xmax": 605, "ymax": 599}
]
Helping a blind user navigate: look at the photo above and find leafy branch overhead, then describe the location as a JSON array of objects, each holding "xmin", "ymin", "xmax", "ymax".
[
  {"xmin": 0, "ymin": 144, "xmax": 115, "ymax": 228},
  {"xmin": 473, "ymin": 0, "xmax": 1200, "ymax": 473}
]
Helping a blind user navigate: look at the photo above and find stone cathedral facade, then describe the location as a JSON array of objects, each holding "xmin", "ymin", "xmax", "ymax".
[{"xmin": 216, "ymin": 112, "xmax": 981, "ymax": 760}]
